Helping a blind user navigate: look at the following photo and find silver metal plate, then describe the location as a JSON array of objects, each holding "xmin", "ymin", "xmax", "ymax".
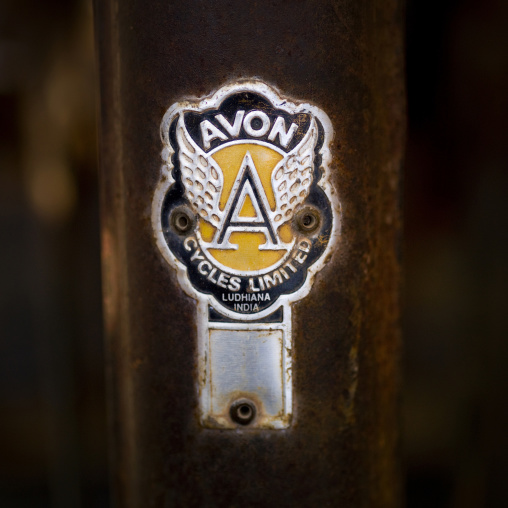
[
  {"xmin": 208, "ymin": 328, "xmax": 286, "ymax": 428},
  {"xmin": 199, "ymin": 316, "xmax": 292, "ymax": 429}
]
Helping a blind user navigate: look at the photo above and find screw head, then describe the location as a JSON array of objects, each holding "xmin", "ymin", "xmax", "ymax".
[
  {"xmin": 294, "ymin": 206, "xmax": 321, "ymax": 234},
  {"xmin": 230, "ymin": 399, "xmax": 256, "ymax": 425},
  {"xmin": 170, "ymin": 206, "xmax": 195, "ymax": 235}
]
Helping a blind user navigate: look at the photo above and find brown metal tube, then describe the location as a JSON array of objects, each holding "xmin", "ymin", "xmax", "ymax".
[{"xmin": 94, "ymin": 0, "xmax": 404, "ymax": 506}]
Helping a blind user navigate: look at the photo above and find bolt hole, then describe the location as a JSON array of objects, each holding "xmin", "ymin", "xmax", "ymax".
[
  {"xmin": 176, "ymin": 214, "xmax": 189, "ymax": 230},
  {"xmin": 170, "ymin": 207, "xmax": 195, "ymax": 235},
  {"xmin": 230, "ymin": 399, "xmax": 256, "ymax": 425},
  {"xmin": 294, "ymin": 206, "xmax": 321, "ymax": 234},
  {"xmin": 302, "ymin": 213, "xmax": 315, "ymax": 227},
  {"xmin": 239, "ymin": 404, "xmax": 251, "ymax": 417}
]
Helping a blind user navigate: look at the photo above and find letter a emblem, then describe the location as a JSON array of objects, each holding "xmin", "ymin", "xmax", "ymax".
[{"xmin": 210, "ymin": 152, "xmax": 284, "ymax": 250}]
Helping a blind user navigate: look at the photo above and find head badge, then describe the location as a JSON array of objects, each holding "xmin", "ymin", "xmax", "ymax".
[
  {"xmin": 153, "ymin": 81, "xmax": 339, "ymax": 428},
  {"xmin": 153, "ymin": 81, "xmax": 338, "ymax": 319}
]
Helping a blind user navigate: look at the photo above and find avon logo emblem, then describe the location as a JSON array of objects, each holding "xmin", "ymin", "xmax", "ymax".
[{"xmin": 153, "ymin": 81, "xmax": 337, "ymax": 319}]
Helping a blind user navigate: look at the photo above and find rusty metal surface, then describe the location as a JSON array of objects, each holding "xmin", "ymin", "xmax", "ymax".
[{"xmin": 94, "ymin": 0, "xmax": 405, "ymax": 506}]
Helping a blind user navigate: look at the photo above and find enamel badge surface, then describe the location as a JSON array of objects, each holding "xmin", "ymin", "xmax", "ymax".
[{"xmin": 153, "ymin": 81, "xmax": 338, "ymax": 429}]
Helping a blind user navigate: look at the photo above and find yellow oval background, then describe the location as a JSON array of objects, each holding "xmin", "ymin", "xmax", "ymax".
[{"xmin": 199, "ymin": 143, "xmax": 293, "ymax": 272}]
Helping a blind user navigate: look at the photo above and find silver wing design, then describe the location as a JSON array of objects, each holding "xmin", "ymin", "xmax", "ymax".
[
  {"xmin": 176, "ymin": 116, "xmax": 224, "ymax": 228},
  {"xmin": 270, "ymin": 119, "xmax": 318, "ymax": 225}
]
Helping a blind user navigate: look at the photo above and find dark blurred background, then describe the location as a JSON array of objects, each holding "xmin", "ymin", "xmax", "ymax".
[{"xmin": 0, "ymin": 0, "xmax": 507, "ymax": 506}]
